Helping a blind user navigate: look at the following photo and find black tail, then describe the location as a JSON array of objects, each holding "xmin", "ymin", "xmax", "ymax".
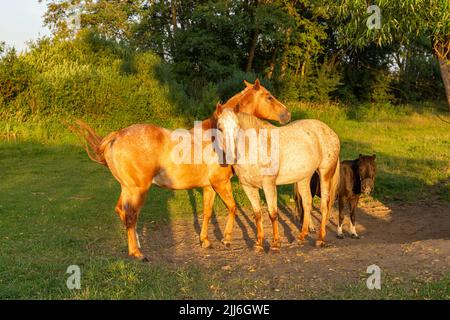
[{"xmin": 294, "ymin": 183, "xmax": 304, "ymax": 222}]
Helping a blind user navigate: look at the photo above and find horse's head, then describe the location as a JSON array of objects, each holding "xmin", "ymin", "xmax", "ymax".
[
  {"xmin": 237, "ymin": 79, "xmax": 291, "ymax": 124},
  {"xmin": 215, "ymin": 103, "xmax": 240, "ymax": 163},
  {"xmin": 358, "ymin": 154, "xmax": 377, "ymax": 195}
]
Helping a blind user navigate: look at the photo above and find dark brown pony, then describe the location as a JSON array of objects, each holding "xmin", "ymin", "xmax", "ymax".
[
  {"xmin": 71, "ymin": 80, "xmax": 290, "ymax": 260},
  {"xmin": 295, "ymin": 154, "xmax": 376, "ymax": 239}
]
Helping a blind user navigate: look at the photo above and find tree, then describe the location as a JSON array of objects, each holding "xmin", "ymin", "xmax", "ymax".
[
  {"xmin": 40, "ymin": 0, "xmax": 141, "ymax": 42},
  {"xmin": 327, "ymin": 0, "xmax": 450, "ymax": 109}
]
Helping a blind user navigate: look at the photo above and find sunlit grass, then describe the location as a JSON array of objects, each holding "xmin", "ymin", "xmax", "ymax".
[{"xmin": 0, "ymin": 102, "xmax": 449, "ymax": 298}]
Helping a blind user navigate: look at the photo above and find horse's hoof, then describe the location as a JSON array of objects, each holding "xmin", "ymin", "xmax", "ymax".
[
  {"xmin": 254, "ymin": 245, "xmax": 264, "ymax": 253},
  {"xmin": 351, "ymin": 234, "xmax": 360, "ymax": 239},
  {"xmin": 131, "ymin": 252, "xmax": 148, "ymax": 262},
  {"xmin": 221, "ymin": 239, "xmax": 232, "ymax": 248},
  {"xmin": 336, "ymin": 233, "xmax": 345, "ymax": 239},
  {"xmin": 297, "ymin": 233, "xmax": 308, "ymax": 242},
  {"xmin": 315, "ymin": 240, "xmax": 326, "ymax": 247},
  {"xmin": 201, "ymin": 240, "xmax": 212, "ymax": 249},
  {"xmin": 270, "ymin": 245, "xmax": 281, "ymax": 253}
]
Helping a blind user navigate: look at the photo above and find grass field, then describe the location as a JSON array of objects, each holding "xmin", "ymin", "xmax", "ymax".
[{"xmin": 0, "ymin": 102, "xmax": 449, "ymax": 299}]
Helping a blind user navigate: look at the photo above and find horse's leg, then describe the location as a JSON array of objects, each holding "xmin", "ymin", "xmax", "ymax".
[
  {"xmin": 199, "ymin": 186, "xmax": 216, "ymax": 249},
  {"xmin": 295, "ymin": 184, "xmax": 315, "ymax": 231},
  {"xmin": 241, "ymin": 184, "xmax": 264, "ymax": 252},
  {"xmin": 349, "ymin": 195, "xmax": 360, "ymax": 239},
  {"xmin": 316, "ymin": 172, "xmax": 332, "ymax": 247},
  {"xmin": 115, "ymin": 194, "xmax": 126, "ymax": 224},
  {"xmin": 296, "ymin": 179, "xmax": 313, "ymax": 242},
  {"xmin": 327, "ymin": 161, "xmax": 340, "ymax": 221},
  {"xmin": 337, "ymin": 195, "xmax": 345, "ymax": 239},
  {"xmin": 120, "ymin": 186, "xmax": 148, "ymax": 260},
  {"xmin": 211, "ymin": 180, "xmax": 236, "ymax": 247},
  {"xmin": 262, "ymin": 178, "xmax": 280, "ymax": 251}
]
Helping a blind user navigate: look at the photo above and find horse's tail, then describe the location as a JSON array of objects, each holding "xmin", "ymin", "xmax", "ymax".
[
  {"xmin": 327, "ymin": 160, "xmax": 340, "ymax": 221},
  {"xmin": 69, "ymin": 119, "xmax": 115, "ymax": 167}
]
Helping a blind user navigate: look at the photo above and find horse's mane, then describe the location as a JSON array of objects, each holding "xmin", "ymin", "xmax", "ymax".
[
  {"xmin": 204, "ymin": 86, "xmax": 252, "ymax": 130},
  {"xmin": 235, "ymin": 112, "xmax": 275, "ymax": 131},
  {"xmin": 222, "ymin": 86, "xmax": 251, "ymax": 109}
]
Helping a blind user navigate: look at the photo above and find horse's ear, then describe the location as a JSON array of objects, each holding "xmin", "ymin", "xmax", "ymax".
[
  {"xmin": 359, "ymin": 154, "xmax": 363, "ymax": 159},
  {"xmin": 372, "ymin": 154, "xmax": 376, "ymax": 160},
  {"xmin": 243, "ymin": 80, "xmax": 252, "ymax": 87},
  {"xmin": 254, "ymin": 78, "xmax": 260, "ymax": 90},
  {"xmin": 216, "ymin": 102, "xmax": 223, "ymax": 115}
]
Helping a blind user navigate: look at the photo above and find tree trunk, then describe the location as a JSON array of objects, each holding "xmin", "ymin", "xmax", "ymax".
[
  {"xmin": 437, "ymin": 56, "xmax": 450, "ymax": 110},
  {"xmin": 171, "ymin": 0, "xmax": 177, "ymax": 31},
  {"xmin": 266, "ymin": 46, "xmax": 277, "ymax": 79},
  {"xmin": 294, "ymin": 58, "xmax": 300, "ymax": 78},
  {"xmin": 279, "ymin": 28, "xmax": 292, "ymax": 79},
  {"xmin": 434, "ymin": 41, "xmax": 450, "ymax": 110},
  {"xmin": 245, "ymin": 0, "xmax": 259, "ymax": 72},
  {"xmin": 170, "ymin": 0, "xmax": 177, "ymax": 59},
  {"xmin": 246, "ymin": 28, "xmax": 259, "ymax": 72}
]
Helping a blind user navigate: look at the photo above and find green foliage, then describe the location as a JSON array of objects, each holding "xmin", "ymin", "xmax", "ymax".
[
  {"xmin": 217, "ymin": 70, "xmax": 272, "ymax": 101},
  {"xmin": 275, "ymin": 60, "xmax": 342, "ymax": 103},
  {"xmin": 183, "ymin": 79, "xmax": 220, "ymax": 120},
  {"xmin": 1, "ymin": 0, "xmax": 447, "ymax": 125},
  {"xmin": 0, "ymin": 32, "xmax": 192, "ymax": 128},
  {"xmin": 36, "ymin": 0, "xmax": 449, "ymax": 107},
  {"xmin": 0, "ymin": 48, "xmax": 36, "ymax": 108},
  {"xmin": 370, "ymin": 72, "xmax": 396, "ymax": 104},
  {"xmin": 327, "ymin": 0, "xmax": 450, "ymax": 49},
  {"xmin": 299, "ymin": 60, "xmax": 342, "ymax": 102}
]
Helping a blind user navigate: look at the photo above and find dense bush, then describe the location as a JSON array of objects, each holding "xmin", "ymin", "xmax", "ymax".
[{"xmin": 0, "ymin": 32, "xmax": 194, "ymax": 128}]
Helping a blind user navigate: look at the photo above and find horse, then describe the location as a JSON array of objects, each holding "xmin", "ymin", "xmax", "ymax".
[
  {"xmin": 216, "ymin": 107, "xmax": 340, "ymax": 250},
  {"xmin": 70, "ymin": 79, "xmax": 291, "ymax": 260},
  {"xmin": 296, "ymin": 154, "xmax": 377, "ymax": 239}
]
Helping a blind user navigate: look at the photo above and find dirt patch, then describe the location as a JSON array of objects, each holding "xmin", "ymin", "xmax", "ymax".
[{"xmin": 140, "ymin": 199, "xmax": 450, "ymax": 296}]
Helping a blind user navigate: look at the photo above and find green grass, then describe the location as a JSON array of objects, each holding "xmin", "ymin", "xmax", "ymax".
[
  {"xmin": 0, "ymin": 102, "xmax": 449, "ymax": 299},
  {"xmin": 319, "ymin": 275, "xmax": 450, "ymax": 300},
  {"xmin": 286, "ymin": 102, "xmax": 450, "ymax": 202},
  {"xmin": 216, "ymin": 273, "xmax": 450, "ymax": 300}
]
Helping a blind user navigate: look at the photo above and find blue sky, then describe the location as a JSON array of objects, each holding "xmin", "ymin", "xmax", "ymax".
[{"xmin": 0, "ymin": 0, "xmax": 50, "ymax": 52}]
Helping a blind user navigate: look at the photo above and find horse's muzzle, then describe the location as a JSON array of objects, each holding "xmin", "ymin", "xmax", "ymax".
[
  {"xmin": 280, "ymin": 111, "xmax": 291, "ymax": 124},
  {"xmin": 361, "ymin": 178, "xmax": 374, "ymax": 195}
]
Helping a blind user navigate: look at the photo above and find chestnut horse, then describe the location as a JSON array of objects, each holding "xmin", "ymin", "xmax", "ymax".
[
  {"xmin": 71, "ymin": 80, "xmax": 290, "ymax": 260},
  {"xmin": 216, "ymin": 108, "xmax": 340, "ymax": 250}
]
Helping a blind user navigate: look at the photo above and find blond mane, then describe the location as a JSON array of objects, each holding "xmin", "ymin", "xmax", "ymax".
[{"xmin": 235, "ymin": 112, "xmax": 275, "ymax": 131}]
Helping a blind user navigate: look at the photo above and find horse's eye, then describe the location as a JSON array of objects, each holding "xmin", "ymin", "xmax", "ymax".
[{"xmin": 267, "ymin": 96, "xmax": 273, "ymax": 100}]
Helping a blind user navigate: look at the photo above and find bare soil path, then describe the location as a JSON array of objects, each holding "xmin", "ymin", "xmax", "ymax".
[{"xmin": 140, "ymin": 199, "xmax": 450, "ymax": 297}]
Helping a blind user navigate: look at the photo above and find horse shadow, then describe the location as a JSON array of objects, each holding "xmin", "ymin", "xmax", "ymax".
[{"xmin": 188, "ymin": 189, "xmax": 224, "ymax": 244}]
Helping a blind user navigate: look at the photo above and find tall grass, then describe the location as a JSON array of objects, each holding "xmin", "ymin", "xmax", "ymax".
[{"xmin": 287, "ymin": 101, "xmax": 450, "ymax": 202}]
